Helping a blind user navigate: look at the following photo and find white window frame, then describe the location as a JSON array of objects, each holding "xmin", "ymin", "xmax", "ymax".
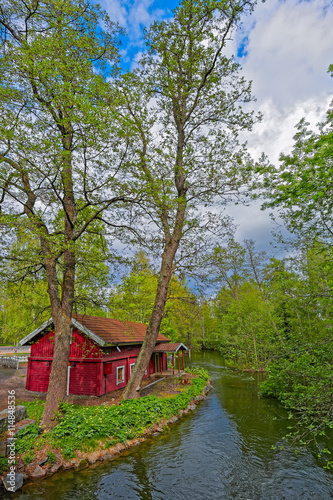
[
  {"xmin": 130, "ymin": 362, "xmax": 147, "ymax": 376},
  {"xmin": 116, "ymin": 365, "xmax": 125, "ymax": 385}
]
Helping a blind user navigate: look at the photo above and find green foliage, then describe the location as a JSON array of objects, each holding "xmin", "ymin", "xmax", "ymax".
[
  {"xmin": 109, "ymin": 251, "xmax": 205, "ymax": 347},
  {"xmin": 0, "ymin": 456, "xmax": 8, "ymax": 474},
  {"xmin": 198, "ymin": 235, "xmax": 333, "ymax": 464},
  {"xmin": 258, "ymin": 89, "xmax": 333, "ymax": 244},
  {"xmin": 15, "ymin": 424, "xmax": 39, "ymax": 455},
  {"xmin": 109, "ymin": 252, "xmax": 158, "ymax": 325},
  {"xmin": 261, "ymin": 342, "xmax": 333, "ymax": 427},
  {"xmin": 53, "ymin": 379, "xmax": 206, "ymax": 445},
  {"xmin": 212, "ymin": 282, "xmax": 278, "ymax": 369},
  {"xmin": 47, "ymin": 451, "xmax": 56, "ymax": 465},
  {"xmin": 260, "ymin": 341, "xmax": 333, "ymax": 467},
  {"xmin": 20, "ymin": 399, "xmax": 45, "ymax": 425},
  {"xmin": 185, "ymin": 366, "xmax": 209, "ymax": 381},
  {"xmin": 17, "ymin": 375, "xmax": 207, "ymax": 460},
  {"xmin": 22, "ymin": 450, "xmax": 35, "ymax": 465}
]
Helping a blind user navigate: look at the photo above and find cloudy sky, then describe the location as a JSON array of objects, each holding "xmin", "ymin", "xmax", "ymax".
[{"xmin": 102, "ymin": 0, "xmax": 333, "ymax": 255}]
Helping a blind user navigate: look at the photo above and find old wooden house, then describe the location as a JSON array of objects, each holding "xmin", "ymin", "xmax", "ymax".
[{"xmin": 19, "ymin": 314, "xmax": 188, "ymax": 396}]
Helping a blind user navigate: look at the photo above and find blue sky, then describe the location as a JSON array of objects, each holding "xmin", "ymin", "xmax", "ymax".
[{"xmin": 101, "ymin": 0, "xmax": 333, "ymax": 254}]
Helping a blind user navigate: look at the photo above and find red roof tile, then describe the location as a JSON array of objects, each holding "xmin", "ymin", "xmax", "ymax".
[
  {"xmin": 72, "ymin": 314, "xmax": 170, "ymax": 345},
  {"xmin": 153, "ymin": 342, "xmax": 188, "ymax": 352}
]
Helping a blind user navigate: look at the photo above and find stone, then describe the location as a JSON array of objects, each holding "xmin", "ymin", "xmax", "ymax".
[
  {"xmin": 0, "ymin": 440, "xmax": 7, "ymax": 456},
  {"xmin": 31, "ymin": 465, "xmax": 45, "ymax": 478},
  {"xmin": 77, "ymin": 458, "xmax": 89, "ymax": 469},
  {"xmin": 196, "ymin": 395, "xmax": 204, "ymax": 402},
  {"xmin": 0, "ymin": 406, "xmax": 27, "ymax": 433},
  {"xmin": 11, "ymin": 419, "xmax": 36, "ymax": 438},
  {"xmin": 49, "ymin": 463, "xmax": 61, "ymax": 474},
  {"xmin": 168, "ymin": 416, "xmax": 178, "ymax": 424},
  {"xmin": 203, "ymin": 384, "xmax": 213, "ymax": 394},
  {"xmin": 0, "ymin": 416, "xmax": 7, "ymax": 433},
  {"xmin": 15, "ymin": 406, "xmax": 28, "ymax": 422},
  {"xmin": 63, "ymin": 462, "xmax": 73, "ymax": 470},
  {"xmin": 3, "ymin": 472, "xmax": 24, "ymax": 492},
  {"xmin": 187, "ymin": 403, "xmax": 196, "ymax": 411}
]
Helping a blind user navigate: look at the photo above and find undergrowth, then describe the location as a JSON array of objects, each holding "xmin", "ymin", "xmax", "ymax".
[{"xmin": 16, "ymin": 374, "xmax": 209, "ymax": 461}]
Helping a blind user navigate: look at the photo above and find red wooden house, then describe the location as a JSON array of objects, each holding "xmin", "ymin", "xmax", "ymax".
[{"xmin": 19, "ymin": 314, "xmax": 188, "ymax": 396}]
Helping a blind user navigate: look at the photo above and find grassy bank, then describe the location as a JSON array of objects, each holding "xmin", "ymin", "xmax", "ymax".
[{"xmin": 0, "ymin": 368, "xmax": 210, "ymax": 478}]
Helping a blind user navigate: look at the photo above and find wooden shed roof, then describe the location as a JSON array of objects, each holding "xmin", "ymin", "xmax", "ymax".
[
  {"xmin": 72, "ymin": 314, "xmax": 170, "ymax": 345},
  {"xmin": 153, "ymin": 342, "xmax": 189, "ymax": 353},
  {"xmin": 19, "ymin": 314, "xmax": 170, "ymax": 347}
]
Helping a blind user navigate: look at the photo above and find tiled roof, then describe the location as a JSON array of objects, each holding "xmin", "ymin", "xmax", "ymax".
[
  {"xmin": 153, "ymin": 342, "xmax": 188, "ymax": 353},
  {"xmin": 72, "ymin": 314, "xmax": 170, "ymax": 345}
]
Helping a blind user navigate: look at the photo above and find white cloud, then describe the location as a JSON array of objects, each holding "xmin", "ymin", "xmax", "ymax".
[
  {"xmin": 101, "ymin": 0, "xmax": 168, "ymax": 58},
  {"xmin": 242, "ymin": 95, "xmax": 331, "ymax": 164},
  {"xmin": 238, "ymin": 0, "xmax": 333, "ymax": 106},
  {"xmin": 102, "ymin": 0, "xmax": 128, "ymax": 26},
  {"xmin": 227, "ymin": 0, "xmax": 333, "ymax": 252}
]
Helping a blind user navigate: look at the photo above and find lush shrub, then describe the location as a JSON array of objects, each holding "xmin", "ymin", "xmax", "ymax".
[
  {"xmin": 18, "ymin": 374, "xmax": 208, "ymax": 460},
  {"xmin": 261, "ymin": 343, "xmax": 333, "ymax": 468},
  {"xmin": 53, "ymin": 379, "xmax": 206, "ymax": 444},
  {"xmin": 185, "ymin": 366, "xmax": 209, "ymax": 380}
]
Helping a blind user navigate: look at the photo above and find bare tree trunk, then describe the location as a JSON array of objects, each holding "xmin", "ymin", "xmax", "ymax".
[
  {"xmin": 41, "ymin": 130, "xmax": 76, "ymax": 427},
  {"xmin": 40, "ymin": 312, "xmax": 72, "ymax": 426},
  {"xmin": 40, "ymin": 247, "xmax": 75, "ymax": 426},
  {"xmin": 122, "ymin": 245, "xmax": 177, "ymax": 400}
]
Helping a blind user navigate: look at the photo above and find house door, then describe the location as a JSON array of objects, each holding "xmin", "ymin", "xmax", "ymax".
[{"xmin": 154, "ymin": 353, "xmax": 159, "ymax": 373}]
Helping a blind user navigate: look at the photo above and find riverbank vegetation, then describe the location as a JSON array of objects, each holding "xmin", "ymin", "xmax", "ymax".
[
  {"xmin": 0, "ymin": 369, "xmax": 210, "ymax": 479},
  {"xmin": 0, "ymin": 0, "xmax": 331, "ymax": 469}
]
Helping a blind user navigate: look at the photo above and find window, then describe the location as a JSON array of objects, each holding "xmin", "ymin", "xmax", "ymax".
[
  {"xmin": 130, "ymin": 362, "xmax": 147, "ymax": 376},
  {"xmin": 117, "ymin": 365, "xmax": 125, "ymax": 384}
]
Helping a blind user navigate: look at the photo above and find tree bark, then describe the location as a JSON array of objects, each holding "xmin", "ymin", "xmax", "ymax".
[
  {"xmin": 40, "ymin": 129, "xmax": 76, "ymax": 427},
  {"xmin": 121, "ymin": 242, "xmax": 178, "ymax": 399}
]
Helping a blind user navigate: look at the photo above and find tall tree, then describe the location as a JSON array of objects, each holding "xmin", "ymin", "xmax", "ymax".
[
  {"xmin": 0, "ymin": 0, "xmax": 131, "ymax": 425},
  {"xmin": 121, "ymin": 0, "xmax": 258, "ymax": 399}
]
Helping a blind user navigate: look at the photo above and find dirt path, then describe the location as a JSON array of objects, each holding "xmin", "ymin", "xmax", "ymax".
[{"xmin": 0, "ymin": 366, "xmax": 46, "ymax": 412}]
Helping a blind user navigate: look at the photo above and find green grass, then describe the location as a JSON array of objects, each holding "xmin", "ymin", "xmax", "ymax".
[
  {"xmin": 17, "ymin": 374, "xmax": 209, "ymax": 461},
  {"xmin": 18, "ymin": 399, "xmax": 45, "ymax": 424}
]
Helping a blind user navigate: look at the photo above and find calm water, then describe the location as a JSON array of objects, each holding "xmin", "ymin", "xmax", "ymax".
[{"xmin": 8, "ymin": 351, "xmax": 333, "ymax": 499}]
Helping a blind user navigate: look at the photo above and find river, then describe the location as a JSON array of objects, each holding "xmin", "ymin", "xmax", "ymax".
[{"xmin": 8, "ymin": 350, "xmax": 333, "ymax": 499}]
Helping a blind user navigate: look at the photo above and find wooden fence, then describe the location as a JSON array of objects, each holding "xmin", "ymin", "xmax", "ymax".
[{"xmin": 0, "ymin": 356, "xmax": 29, "ymax": 369}]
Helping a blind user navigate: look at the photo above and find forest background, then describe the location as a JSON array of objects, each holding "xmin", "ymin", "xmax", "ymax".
[{"xmin": 0, "ymin": 0, "xmax": 332, "ymax": 453}]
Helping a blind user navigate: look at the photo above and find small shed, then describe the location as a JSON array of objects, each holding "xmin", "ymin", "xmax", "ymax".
[
  {"xmin": 19, "ymin": 314, "xmax": 188, "ymax": 396},
  {"xmin": 153, "ymin": 342, "xmax": 189, "ymax": 374}
]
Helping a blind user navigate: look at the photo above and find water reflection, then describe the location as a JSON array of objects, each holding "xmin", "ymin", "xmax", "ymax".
[{"xmin": 5, "ymin": 350, "xmax": 333, "ymax": 500}]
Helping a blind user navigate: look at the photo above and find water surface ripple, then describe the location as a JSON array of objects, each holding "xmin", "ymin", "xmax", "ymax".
[{"xmin": 9, "ymin": 351, "xmax": 333, "ymax": 499}]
